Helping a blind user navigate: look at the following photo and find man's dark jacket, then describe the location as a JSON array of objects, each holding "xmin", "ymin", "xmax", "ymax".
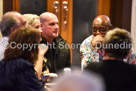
[
  {"xmin": 0, "ymin": 58, "xmax": 44, "ymax": 91},
  {"xmin": 41, "ymin": 35, "xmax": 71, "ymax": 73},
  {"xmin": 85, "ymin": 60, "xmax": 136, "ymax": 91}
]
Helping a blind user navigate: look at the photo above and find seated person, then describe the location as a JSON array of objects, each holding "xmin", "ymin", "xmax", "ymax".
[
  {"xmin": 51, "ymin": 70, "xmax": 105, "ymax": 91},
  {"xmin": 0, "ymin": 11, "xmax": 26, "ymax": 61},
  {"xmin": 23, "ymin": 14, "xmax": 42, "ymax": 34},
  {"xmin": 23, "ymin": 14, "xmax": 48, "ymax": 80},
  {"xmin": 80, "ymin": 15, "xmax": 136, "ymax": 70},
  {"xmin": 85, "ymin": 28, "xmax": 136, "ymax": 91},
  {"xmin": 40, "ymin": 12, "xmax": 71, "ymax": 73},
  {"xmin": 0, "ymin": 27, "xmax": 45, "ymax": 91}
]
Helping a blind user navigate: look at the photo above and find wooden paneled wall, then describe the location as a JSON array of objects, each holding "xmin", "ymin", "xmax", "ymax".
[
  {"xmin": 110, "ymin": 0, "xmax": 132, "ymax": 32},
  {"xmin": 13, "ymin": 0, "xmax": 19, "ymax": 12},
  {"xmin": 3, "ymin": 0, "xmax": 20, "ymax": 13},
  {"xmin": 97, "ymin": 0, "xmax": 111, "ymax": 17},
  {"xmin": 47, "ymin": 0, "xmax": 73, "ymax": 63},
  {"xmin": 97, "ymin": 0, "xmax": 132, "ymax": 32},
  {"xmin": 3, "ymin": 0, "xmax": 13, "ymax": 13}
]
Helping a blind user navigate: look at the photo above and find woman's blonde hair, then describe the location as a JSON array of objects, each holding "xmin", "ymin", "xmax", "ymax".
[{"xmin": 23, "ymin": 14, "xmax": 39, "ymax": 27}]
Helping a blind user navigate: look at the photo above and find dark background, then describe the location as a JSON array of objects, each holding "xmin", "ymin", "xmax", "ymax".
[
  {"xmin": 72, "ymin": 0, "xmax": 97, "ymax": 67},
  {"xmin": 19, "ymin": 0, "xmax": 47, "ymax": 15}
]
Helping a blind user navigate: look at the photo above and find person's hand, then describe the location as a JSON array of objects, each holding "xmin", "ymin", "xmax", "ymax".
[
  {"xmin": 35, "ymin": 44, "xmax": 48, "ymax": 80},
  {"xmin": 91, "ymin": 35, "xmax": 104, "ymax": 47},
  {"xmin": 38, "ymin": 44, "xmax": 48, "ymax": 56}
]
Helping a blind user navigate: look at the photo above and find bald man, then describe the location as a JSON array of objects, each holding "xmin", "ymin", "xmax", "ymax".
[
  {"xmin": 80, "ymin": 15, "xmax": 112, "ymax": 70},
  {"xmin": 91, "ymin": 15, "xmax": 112, "ymax": 47},
  {"xmin": 40, "ymin": 12, "xmax": 71, "ymax": 73},
  {"xmin": 80, "ymin": 15, "xmax": 136, "ymax": 70}
]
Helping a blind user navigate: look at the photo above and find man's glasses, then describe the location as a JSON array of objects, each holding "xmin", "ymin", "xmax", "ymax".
[{"xmin": 92, "ymin": 27, "xmax": 109, "ymax": 33}]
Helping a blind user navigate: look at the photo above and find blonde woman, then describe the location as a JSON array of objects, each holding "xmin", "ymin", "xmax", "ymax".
[
  {"xmin": 23, "ymin": 14, "xmax": 48, "ymax": 80},
  {"xmin": 23, "ymin": 14, "xmax": 42, "ymax": 34}
]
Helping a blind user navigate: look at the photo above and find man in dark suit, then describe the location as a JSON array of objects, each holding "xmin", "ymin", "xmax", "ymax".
[{"xmin": 85, "ymin": 28, "xmax": 136, "ymax": 91}]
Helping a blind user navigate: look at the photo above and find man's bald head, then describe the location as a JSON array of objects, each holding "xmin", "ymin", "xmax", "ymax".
[
  {"xmin": 92, "ymin": 15, "xmax": 112, "ymax": 37},
  {"xmin": 40, "ymin": 12, "xmax": 59, "ymax": 42},
  {"xmin": 40, "ymin": 12, "xmax": 58, "ymax": 23},
  {"xmin": 92, "ymin": 15, "xmax": 111, "ymax": 27}
]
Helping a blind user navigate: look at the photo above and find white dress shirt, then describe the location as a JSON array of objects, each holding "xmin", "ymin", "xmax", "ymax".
[{"xmin": 0, "ymin": 37, "xmax": 9, "ymax": 61}]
